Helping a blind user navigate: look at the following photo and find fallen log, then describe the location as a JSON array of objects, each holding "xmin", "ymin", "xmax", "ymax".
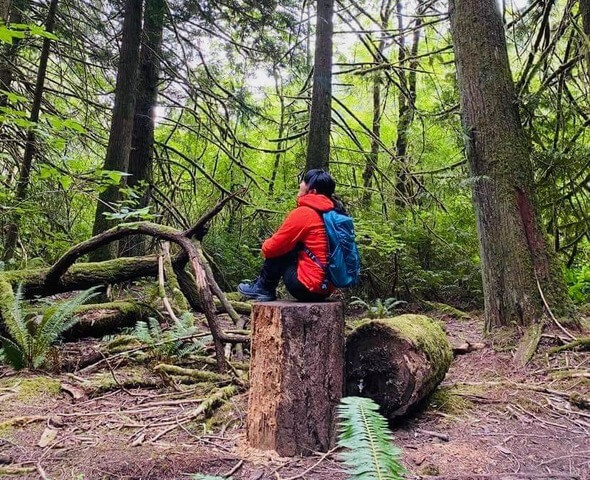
[
  {"xmin": 63, "ymin": 301, "xmax": 149, "ymax": 340},
  {"xmin": 0, "ymin": 257, "xmax": 160, "ymax": 298},
  {"xmin": 345, "ymin": 314, "xmax": 453, "ymax": 420}
]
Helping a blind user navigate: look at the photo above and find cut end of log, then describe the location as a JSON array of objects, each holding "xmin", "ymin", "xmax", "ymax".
[{"xmin": 345, "ymin": 314, "xmax": 453, "ymax": 420}]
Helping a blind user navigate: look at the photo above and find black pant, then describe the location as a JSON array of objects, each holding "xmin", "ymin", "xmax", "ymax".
[{"xmin": 260, "ymin": 250, "xmax": 329, "ymax": 302}]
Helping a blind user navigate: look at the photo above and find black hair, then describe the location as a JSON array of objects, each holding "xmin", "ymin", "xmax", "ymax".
[
  {"xmin": 302, "ymin": 168, "xmax": 348, "ymax": 214},
  {"xmin": 303, "ymin": 169, "xmax": 336, "ymax": 197}
]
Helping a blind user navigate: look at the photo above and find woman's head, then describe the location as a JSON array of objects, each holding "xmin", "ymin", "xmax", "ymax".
[{"xmin": 298, "ymin": 169, "xmax": 336, "ymax": 197}]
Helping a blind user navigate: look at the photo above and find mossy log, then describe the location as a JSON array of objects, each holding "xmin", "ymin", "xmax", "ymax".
[
  {"xmin": 0, "ymin": 257, "xmax": 160, "ymax": 298},
  {"xmin": 345, "ymin": 314, "xmax": 453, "ymax": 420},
  {"xmin": 63, "ymin": 301, "xmax": 148, "ymax": 340}
]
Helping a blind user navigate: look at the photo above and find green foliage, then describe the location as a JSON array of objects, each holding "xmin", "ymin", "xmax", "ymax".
[
  {"xmin": 350, "ymin": 297, "xmax": 407, "ymax": 319},
  {"xmin": 565, "ymin": 264, "xmax": 590, "ymax": 305},
  {"xmin": 132, "ymin": 312, "xmax": 205, "ymax": 359},
  {"xmin": 0, "ymin": 286, "xmax": 99, "ymax": 369},
  {"xmin": 338, "ymin": 396, "xmax": 405, "ymax": 480}
]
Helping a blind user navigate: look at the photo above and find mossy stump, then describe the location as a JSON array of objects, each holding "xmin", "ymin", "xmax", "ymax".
[
  {"xmin": 247, "ymin": 301, "xmax": 344, "ymax": 457},
  {"xmin": 345, "ymin": 314, "xmax": 453, "ymax": 420}
]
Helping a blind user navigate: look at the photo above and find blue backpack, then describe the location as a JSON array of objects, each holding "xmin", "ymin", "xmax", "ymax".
[{"xmin": 304, "ymin": 209, "xmax": 361, "ymax": 289}]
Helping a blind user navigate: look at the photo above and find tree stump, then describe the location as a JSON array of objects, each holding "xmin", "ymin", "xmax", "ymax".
[
  {"xmin": 247, "ymin": 300, "xmax": 344, "ymax": 457},
  {"xmin": 345, "ymin": 314, "xmax": 452, "ymax": 420}
]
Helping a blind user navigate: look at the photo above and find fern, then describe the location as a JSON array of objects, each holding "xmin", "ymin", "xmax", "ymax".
[
  {"xmin": 350, "ymin": 297, "xmax": 407, "ymax": 319},
  {"xmin": 131, "ymin": 311, "xmax": 203, "ymax": 359},
  {"xmin": 338, "ymin": 396, "xmax": 405, "ymax": 480},
  {"xmin": 0, "ymin": 286, "xmax": 100, "ymax": 369}
]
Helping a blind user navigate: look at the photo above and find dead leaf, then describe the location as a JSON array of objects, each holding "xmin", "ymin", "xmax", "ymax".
[
  {"xmin": 61, "ymin": 382, "xmax": 86, "ymax": 400},
  {"xmin": 38, "ymin": 427, "xmax": 57, "ymax": 448}
]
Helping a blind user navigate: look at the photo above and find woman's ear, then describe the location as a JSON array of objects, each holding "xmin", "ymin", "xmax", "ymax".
[{"xmin": 309, "ymin": 188, "xmax": 317, "ymax": 195}]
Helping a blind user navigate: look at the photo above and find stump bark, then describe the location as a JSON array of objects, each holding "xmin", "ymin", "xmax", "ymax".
[
  {"xmin": 247, "ymin": 301, "xmax": 344, "ymax": 457},
  {"xmin": 345, "ymin": 314, "xmax": 452, "ymax": 420}
]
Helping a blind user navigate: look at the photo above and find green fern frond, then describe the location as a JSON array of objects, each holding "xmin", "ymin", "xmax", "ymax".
[
  {"xmin": 0, "ymin": 335, "xmax": 25, "ymax": 370},
  {"xmin": 338, "ymin": 396, "xmax": 405, "ymax": 480}
]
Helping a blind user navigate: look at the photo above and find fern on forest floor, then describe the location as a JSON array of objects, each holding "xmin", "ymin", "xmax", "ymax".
[
  {"xmin": 131, "ymin": 312, "xmax": 205, "ymax": 359},
  {"xmin": 0, "ymin": 286, "xmax": 99, "ymax": 369},
  {"xmin": 338, "ymin": 396, "xmax": 405, "ymax": 480}
]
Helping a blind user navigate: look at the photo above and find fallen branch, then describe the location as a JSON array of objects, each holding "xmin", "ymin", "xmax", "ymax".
[{"xmin": 548, "ymin": 337, "xmax": 590, "ymax": 355}]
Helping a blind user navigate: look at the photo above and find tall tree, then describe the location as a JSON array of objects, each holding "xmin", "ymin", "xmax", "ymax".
[
  {"xmin": 580, "ymin": 0, "xmax": 590, "ymax": 74},
  {"xmin": 90, "ymin": 0, "xmax": 143, "ymax": 261},
  {"xmin": 361, "ymin": 0, "xmax": 394, "ymax": 207},
  {"xmin": 305, "ymin": 0, "xmax": 334, "ymax": 171},
  {"xmin": 394, "ymin": 1, "xmax": 424, "ymax": 205},
  {"xmin": 121, "ymin": 0, "xmax": 165, "ymax": 257},
  {"xmin": 449, "ymin": 0, "xmax": 572, "ymax": 331},
  {"xmin": 0, "ymin": 0, "xmax": 30, "ymax": 108},
  {"xmin": 2, "ymin": 0, "xmax": 59, "ymax": 261}
]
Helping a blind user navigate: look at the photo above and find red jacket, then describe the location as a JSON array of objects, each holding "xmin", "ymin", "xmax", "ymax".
[{"xmin": 262, "ymin": 194, "xmax": 334, "ymax": 294}]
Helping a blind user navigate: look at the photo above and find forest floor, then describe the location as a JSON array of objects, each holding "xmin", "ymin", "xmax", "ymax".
[{"xmin": 0, "ymin": 307, "xmax": 588, "ymax": 480}]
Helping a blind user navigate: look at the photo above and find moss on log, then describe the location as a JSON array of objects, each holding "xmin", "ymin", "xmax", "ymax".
[
  {"xmin": 0, "ymin": 257, "xmax": 160, "ymax": 298},
  {"xmin": 345, "ymin": 314, "xmax": 453, "ymax": 420}
]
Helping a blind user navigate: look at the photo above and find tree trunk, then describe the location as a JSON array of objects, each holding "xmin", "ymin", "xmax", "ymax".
[
  {"xmin": 121, "ymin": 0, "xmax": 165, "ymax": 257},
  {"xmin": 90, "ymin": 0, "xmax": 143, "ymax": 261},
  {"xmin": 345, "ymin": 314, "xmax": 452, "ymax": 420},
  {"xmin": 580, "ymin": 0, "xmax": 590, "ymax": 75},
  {"xmin": 449, "ymin": 0, "xmax": 573, "ymax": 330},
  {"xmin": 0, "ymin": 0, "xmax": 30, "ymax": 108},
  {"xmin": 247, "ymin": 301, "xmax": 344, "ymax": 456},
  {"xmin": 2, "ymin": 0, "xmax": 58, "ymax": 261},
  {"xmin": 394, "ymin": 1, "xmax": 423, "ymax": 205},
  {"xmin": 305, "ymin": 0, "xmax": 334, "ymax": 171}
]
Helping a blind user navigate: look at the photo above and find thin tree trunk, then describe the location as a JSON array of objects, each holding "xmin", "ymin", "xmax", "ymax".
[
  {"xmin": 90, "ymin": 0, "xmax": 143, "ymax": 261},
  {"xmin": 580, "ymin": 0, "xmax": 590, "ymax": 75},
  {"xmin": 362, "ymin": 0, "xmax": 393, "ymax": 206},
  {"xmin": 268, "ymin": 67, "xmax": 285, "ymax": 195},
  {"xmin": 120, "ymin": 0, "xmax": 165, "ymax": 257},
  {"xmin": 2, "ymin": 0, "xmax": 58, "ymax": 261},
  {"xmin": 0, "ymin": 0, "xmax": 30, "ymax": 108},
  {"xmin": 394, "ymin": 1, "xmax": 423, "ymax": 206},
  {"xmin": 305, "ymin": 0, "xmax": 334, "ymax": 171},
  {"xmin": 361, "ymin": 72, "xmax": 381, "ymax": 207},
  {"xmin": 449, "ymin": 0, "xmax": 573, "ymax": 331}
]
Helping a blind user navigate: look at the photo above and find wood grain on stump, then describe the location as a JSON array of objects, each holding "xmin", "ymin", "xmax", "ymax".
[
  {"xmin": 247, "ymin": 301, "xmax": 344, "ymax": 457},
  {"xmin": 345, "ymin": 314, "xmax": 452, "ymax": 420}
]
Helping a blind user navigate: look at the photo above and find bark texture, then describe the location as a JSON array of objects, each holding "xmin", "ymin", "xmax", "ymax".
[
  {"xmin": 91, "ymin": 0, "xmax": 143, "ymax": 261},
  {"xmin": 305, "ymin": 0, "xmax": 334, "ymax": 171},
  {"xmin": 581, "ymin": 0, "xmax": 590, "ymax": 75},
  {"xmin": 345, "ymin": 314, "xmax": 452, "ymax": 420},
  {"xmin": 449, "ymin": 0, "xmax": 572, "ymax": 330},
  {"xmin": 122, "ymin": 0, "xmax": 166, "ymax": 256},
  {"xmin": 247, "ymin": 301, "xmax": 344, "ymax": 456}
]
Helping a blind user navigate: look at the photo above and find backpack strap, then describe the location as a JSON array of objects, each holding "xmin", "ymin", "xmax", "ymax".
[{"xmin": 303, "ymin": 245, "xmax": 329, "ymax": 291}]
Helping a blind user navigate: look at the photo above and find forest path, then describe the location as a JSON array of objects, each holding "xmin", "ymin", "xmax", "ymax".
[{"xmin": 0, "ymin": 310, "xmax": 587, "ymax": 480}]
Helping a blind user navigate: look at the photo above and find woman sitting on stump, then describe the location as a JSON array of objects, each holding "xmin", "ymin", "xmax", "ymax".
[{"xmin": 238, "ymin": 169, "xmax": 341, "ymax": 302}]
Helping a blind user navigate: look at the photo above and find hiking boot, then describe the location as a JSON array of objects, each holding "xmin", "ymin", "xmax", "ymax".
[{"xmin": 237, "ymin": 277, "xmax": 276, "ymax": 301}]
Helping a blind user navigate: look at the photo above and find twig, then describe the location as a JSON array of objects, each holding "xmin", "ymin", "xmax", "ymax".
[
  {"xmin": 283, "ymin": 447, "xmax": 339, "ymax": 480},
  {"xmin": 223, "ymin": 459, "xmax": 244, "ymax": 477},
  {"xmin": 416, "ymin": 428, "xmax": 449, "ymax": 441},
  {"xmin": 158, "ymin": 247, "xmax": 181, "ymax": 324},
  {"xmin": 535, "ymin": 276, "xmax": 576, "ymax": 341}
]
